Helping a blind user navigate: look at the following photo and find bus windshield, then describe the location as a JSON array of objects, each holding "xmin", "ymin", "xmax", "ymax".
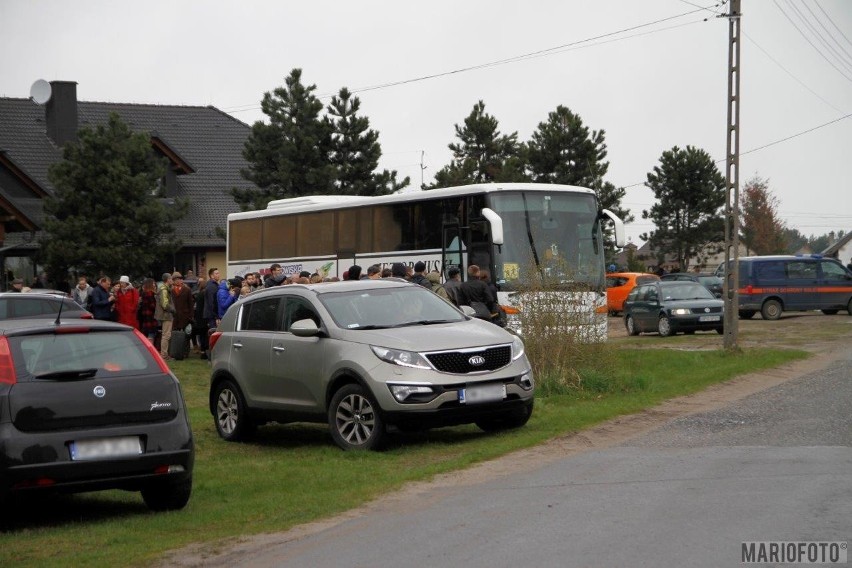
[{"xmin": 487, "ymin": 191, "xmax": 604, "ymax": 291}]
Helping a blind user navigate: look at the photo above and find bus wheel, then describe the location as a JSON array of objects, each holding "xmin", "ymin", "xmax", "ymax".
[
  {"xmin": 761, "ymin": 299, "xmax": 782, "ymax": 321},
  {"xmin": 738, "ymin": 310, "xmax": 756, "ymax": 319}
]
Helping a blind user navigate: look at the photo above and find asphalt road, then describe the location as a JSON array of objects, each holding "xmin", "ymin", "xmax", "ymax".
[{"xmin": 197, "ymin": 349, "xmax": 851, "ymax": 568}]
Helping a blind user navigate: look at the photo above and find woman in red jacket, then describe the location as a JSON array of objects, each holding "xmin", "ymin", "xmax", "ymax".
[{"xmin": 114, "ymin": 275, "xmax": 140, "ymax": 329}]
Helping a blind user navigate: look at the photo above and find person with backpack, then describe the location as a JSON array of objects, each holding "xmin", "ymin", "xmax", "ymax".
[{"xmin": 426, "ymin": 270, "xmax": 450, "ymax": 301}]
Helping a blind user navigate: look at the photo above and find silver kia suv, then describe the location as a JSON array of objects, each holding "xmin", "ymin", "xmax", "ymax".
[{"xmin": 208, "ymin": 279, "xmax": 534, "ymax": 450}]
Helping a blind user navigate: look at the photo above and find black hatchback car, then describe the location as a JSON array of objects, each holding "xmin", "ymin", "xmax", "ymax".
[
  {"xmin": 0, "ymin": 318, "xmax": 193, "ymax": 511},
  {"xmin": 624, "ymin": 281, "xmax": 724, "ymax": 337}
]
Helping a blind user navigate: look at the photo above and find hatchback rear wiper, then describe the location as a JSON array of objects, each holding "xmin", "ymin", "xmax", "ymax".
[{"xmin": 34, "ymin": 368, "xmax": 98, "ymax": 381}]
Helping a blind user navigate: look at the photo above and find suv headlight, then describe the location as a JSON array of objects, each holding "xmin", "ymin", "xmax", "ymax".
[
  {"xmin": 671, "ymin": 308, "xmax": 690, "ymax": 316},
  {"xmin": 511, "ymin": 335, "xmax": 525, "ymax": 360},
  {"xmin": 388, "ymin": 383, "xmax": 438, "ymax": 403},
  {"xmin": 371, "ymin": 346, "xmax": 431, "ymax": 369}
]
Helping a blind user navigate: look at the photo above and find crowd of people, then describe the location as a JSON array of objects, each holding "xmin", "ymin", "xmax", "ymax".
[
  {"xmin": 247, "ymin": 260, "xmax": 506, "ymax": 327},
  {"xmin": 10, "ymin": 260, "xmax": 505, "ymax": 362}
]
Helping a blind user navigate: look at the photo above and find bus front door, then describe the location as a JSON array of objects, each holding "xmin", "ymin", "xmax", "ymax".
[{"xmin": 442, "ymin": 225, "xmax": 466, "ymax": 279}]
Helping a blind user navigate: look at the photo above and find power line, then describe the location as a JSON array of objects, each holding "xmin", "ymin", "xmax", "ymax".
[
  {"xmin": 739, "ymin": 112, "xmax": 852, "ymax": 156},
  {"xmin": 221, "ymin": 5, "xmax": 718, "ymax": 114},
  {"xmin": 786, "ymin": 0, "xmax": 852, "ymax": 72},
  {"xmin": 619, "ymin": 112, "xmax": 852, "ymax": 189},
  {"xmin": 813, "ymin": 0, "xmax": 852, "ymax": 50},
  {"xmin": 745, "ymin": 33, "xmax": 846, "ymax": 114},
  {"xmin": 773, "ymin": 0, "xmax": 852, "ymax": 83},
  {"xmin": 802, "ymin": 0, "xmax": 852, "ymax": 66}
]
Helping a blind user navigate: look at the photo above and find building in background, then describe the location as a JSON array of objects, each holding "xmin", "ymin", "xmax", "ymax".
[{"xmin": 0, "ymin": 80, "xmax": 257, "ymax": 288}]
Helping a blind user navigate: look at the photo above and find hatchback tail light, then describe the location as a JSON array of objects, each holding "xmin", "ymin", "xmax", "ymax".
[
  {"xmin": 208, "ymin": 331, "xmax": 222, "ymax": 352},
  {"xmin": 0, "ymin": 336, "xmax": 16, "ymax": 385},
  {"xmin": 133, "ymin": 329, "xmax": 170, "ymax": 373}
]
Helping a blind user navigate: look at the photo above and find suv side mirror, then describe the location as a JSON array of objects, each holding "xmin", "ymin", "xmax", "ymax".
[{"xmin": 290, "ymin": 319, "xmax": 320, "ymax": 337}]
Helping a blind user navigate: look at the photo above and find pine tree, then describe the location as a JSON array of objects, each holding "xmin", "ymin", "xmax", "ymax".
[
  {"xmin": 740, "ymin": 176, "xmax": 787, "ymax": 255},
  {"xmin": 431, "ymin": 101, "xmax": 526, "ymax": 188},
  {"xmin": 327, "ymin": 88, "xmax": 408, "ymax": 196},
  {"xmin": 527, "ymin": 105, "xmax": 606, "ymax": 188},
  {"xmin": 40, "ymin": 113, "xmax": 186, "ymax": 279},
  {"xmin": 527, "ymin": 105, "xmax": 633, "ymax": 247},
  {"xmin": 641, "ymin": 146, "xmax": 725, "ymax": 270},
  {"xmin": 232, "ymin": 69, "xmax": 336, "ymax": 210}
]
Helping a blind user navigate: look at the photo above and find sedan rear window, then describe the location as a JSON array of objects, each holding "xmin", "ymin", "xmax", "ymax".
[{"xmin": 10, "ymin": 331, "xmax": 160, "ymax": 380}]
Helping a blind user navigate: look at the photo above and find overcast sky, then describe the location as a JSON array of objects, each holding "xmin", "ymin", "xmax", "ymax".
[{"xmin": 2, "ymin": 0, "xmax": 850, "ymax": 246}]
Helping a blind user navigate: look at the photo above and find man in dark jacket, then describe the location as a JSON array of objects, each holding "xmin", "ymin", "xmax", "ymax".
[
  {"xmin": 459, "ymin": 265, "xmax": 497, "ymax": 321},
  {"xmin": 409, "ymin": 261, "xmax": 431, "ymax": 289},
  {"xmin": 90, "ymin": 276, "xmax": 115, "ymax": 321},
  {"xmin": 204, "ymin": 267, "xmax": 221, "ymax": 329}
]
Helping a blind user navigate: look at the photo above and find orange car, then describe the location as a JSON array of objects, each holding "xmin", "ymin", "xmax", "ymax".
[{"xmin": 606, "ymin": 272, "xmax": 660, "ymax": 315}]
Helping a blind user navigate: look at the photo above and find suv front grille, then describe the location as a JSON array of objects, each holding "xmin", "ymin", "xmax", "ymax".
[{"xmin": 425, "ymin": 345, "xmax": 512, "ymax": 374}]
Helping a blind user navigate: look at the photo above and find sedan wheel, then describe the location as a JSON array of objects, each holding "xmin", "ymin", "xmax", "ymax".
[
  {"xmin": 625, "ymin": 315, "xmax": 640, "ymax": 336},
  {"xmin": 213, "ymin": 380, "xmax": 255, "ymax": 442},
  {"xmin": 329, "ymin": 384, "xmax": 385, "ymax": 451},
  {"xmin": 658, "ymin": 315, "xmax": 674, "ymax": 337}
]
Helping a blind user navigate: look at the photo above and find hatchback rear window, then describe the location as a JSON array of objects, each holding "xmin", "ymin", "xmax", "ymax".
[{"xmin": 10, "ymin": 331, "xmax": 160, "ymax": 380}]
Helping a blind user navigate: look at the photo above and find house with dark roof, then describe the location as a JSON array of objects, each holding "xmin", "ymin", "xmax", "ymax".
[
  {"xmin": 821, "ymin": 232, "xmax": 852, "ymax": 267},
  {"xmin": 0, "ymin": 80, "xmax": 257, "ymax": 288}
]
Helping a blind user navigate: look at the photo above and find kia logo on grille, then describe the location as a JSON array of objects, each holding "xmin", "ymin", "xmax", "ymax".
[
  {"xmin": 93, "ymin": 385, "xmax": 106, "ymax": 398},
  {"xmin": 468, "ymin": 355, "xmax": 486, "ymax": 366}
]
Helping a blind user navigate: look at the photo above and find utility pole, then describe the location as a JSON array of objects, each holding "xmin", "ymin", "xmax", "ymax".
[{"xmin": 722, "ymin": 0, "xmax": 742, "ymax": 350}]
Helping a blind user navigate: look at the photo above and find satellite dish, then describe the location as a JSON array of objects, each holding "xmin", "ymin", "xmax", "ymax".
[{"xmin": 30, "ymin": 79, "xmax": 52, "ymax": 105}]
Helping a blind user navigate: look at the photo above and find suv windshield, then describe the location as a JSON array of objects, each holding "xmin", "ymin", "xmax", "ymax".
[{"xmin": 319, "ymin": 286, "xmax": 465, "ymax": 329}]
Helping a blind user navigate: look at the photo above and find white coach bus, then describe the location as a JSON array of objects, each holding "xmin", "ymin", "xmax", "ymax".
[{"xmin": 226, "ymin": 183, "xmax": 625, "ymax": 338}]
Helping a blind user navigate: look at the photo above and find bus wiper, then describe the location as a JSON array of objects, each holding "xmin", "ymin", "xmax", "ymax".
[
  {"xmin": 34, "ymin": 368, "xmax": 98, "ymax": 381},
  {"xmin": 521, "ymin": 193, "xmax": 541, "ymax": 271}
]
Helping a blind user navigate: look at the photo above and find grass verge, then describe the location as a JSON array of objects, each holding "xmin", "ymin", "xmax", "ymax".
[{"xmin": 1, "ymin": 347, "xmax": 808, "ymax": 567}]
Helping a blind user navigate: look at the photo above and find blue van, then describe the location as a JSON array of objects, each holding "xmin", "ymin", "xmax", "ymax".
[{"xmin": 715, "ymin": 255, "xmax": 852, "ymax": 320}]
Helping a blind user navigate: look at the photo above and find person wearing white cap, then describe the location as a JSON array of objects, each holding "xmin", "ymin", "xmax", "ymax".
[{"xmin": 114, "ymin": 275, "xmax": 139, "ymax": 329}]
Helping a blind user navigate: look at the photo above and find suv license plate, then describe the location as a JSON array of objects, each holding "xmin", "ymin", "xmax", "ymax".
[
  {"xmin": 70, "ymin": 436, "xmax": 143, "ymax": 461},
  {"xmin": 459, "ymin": 383, "xmax": 506, "ymax": 404},
  {"xmin": 699, "ymin": 315, "xmax": 721, "ymax": 322}
]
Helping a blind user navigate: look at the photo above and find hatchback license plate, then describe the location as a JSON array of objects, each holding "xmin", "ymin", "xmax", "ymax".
[
  {"xmin": 699, "ymin": 315, "xmax": 721, "ymax": 322},
  {"xmin": 459, "ymin": 383, "xmax": 506, "ymax": 404},
  {"xmin": 70, "ymin": 436, "xmax": 143, "ymax": 461}
]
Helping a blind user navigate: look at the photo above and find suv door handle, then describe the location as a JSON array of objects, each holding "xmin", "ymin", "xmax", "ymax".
[
  {"xmin": 272, "ymin": 346, "xmax": 286, "ymax": 352},
  {"xmin": 233, "ymin": 342, "xmax": 243, "ymax": 349}
]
